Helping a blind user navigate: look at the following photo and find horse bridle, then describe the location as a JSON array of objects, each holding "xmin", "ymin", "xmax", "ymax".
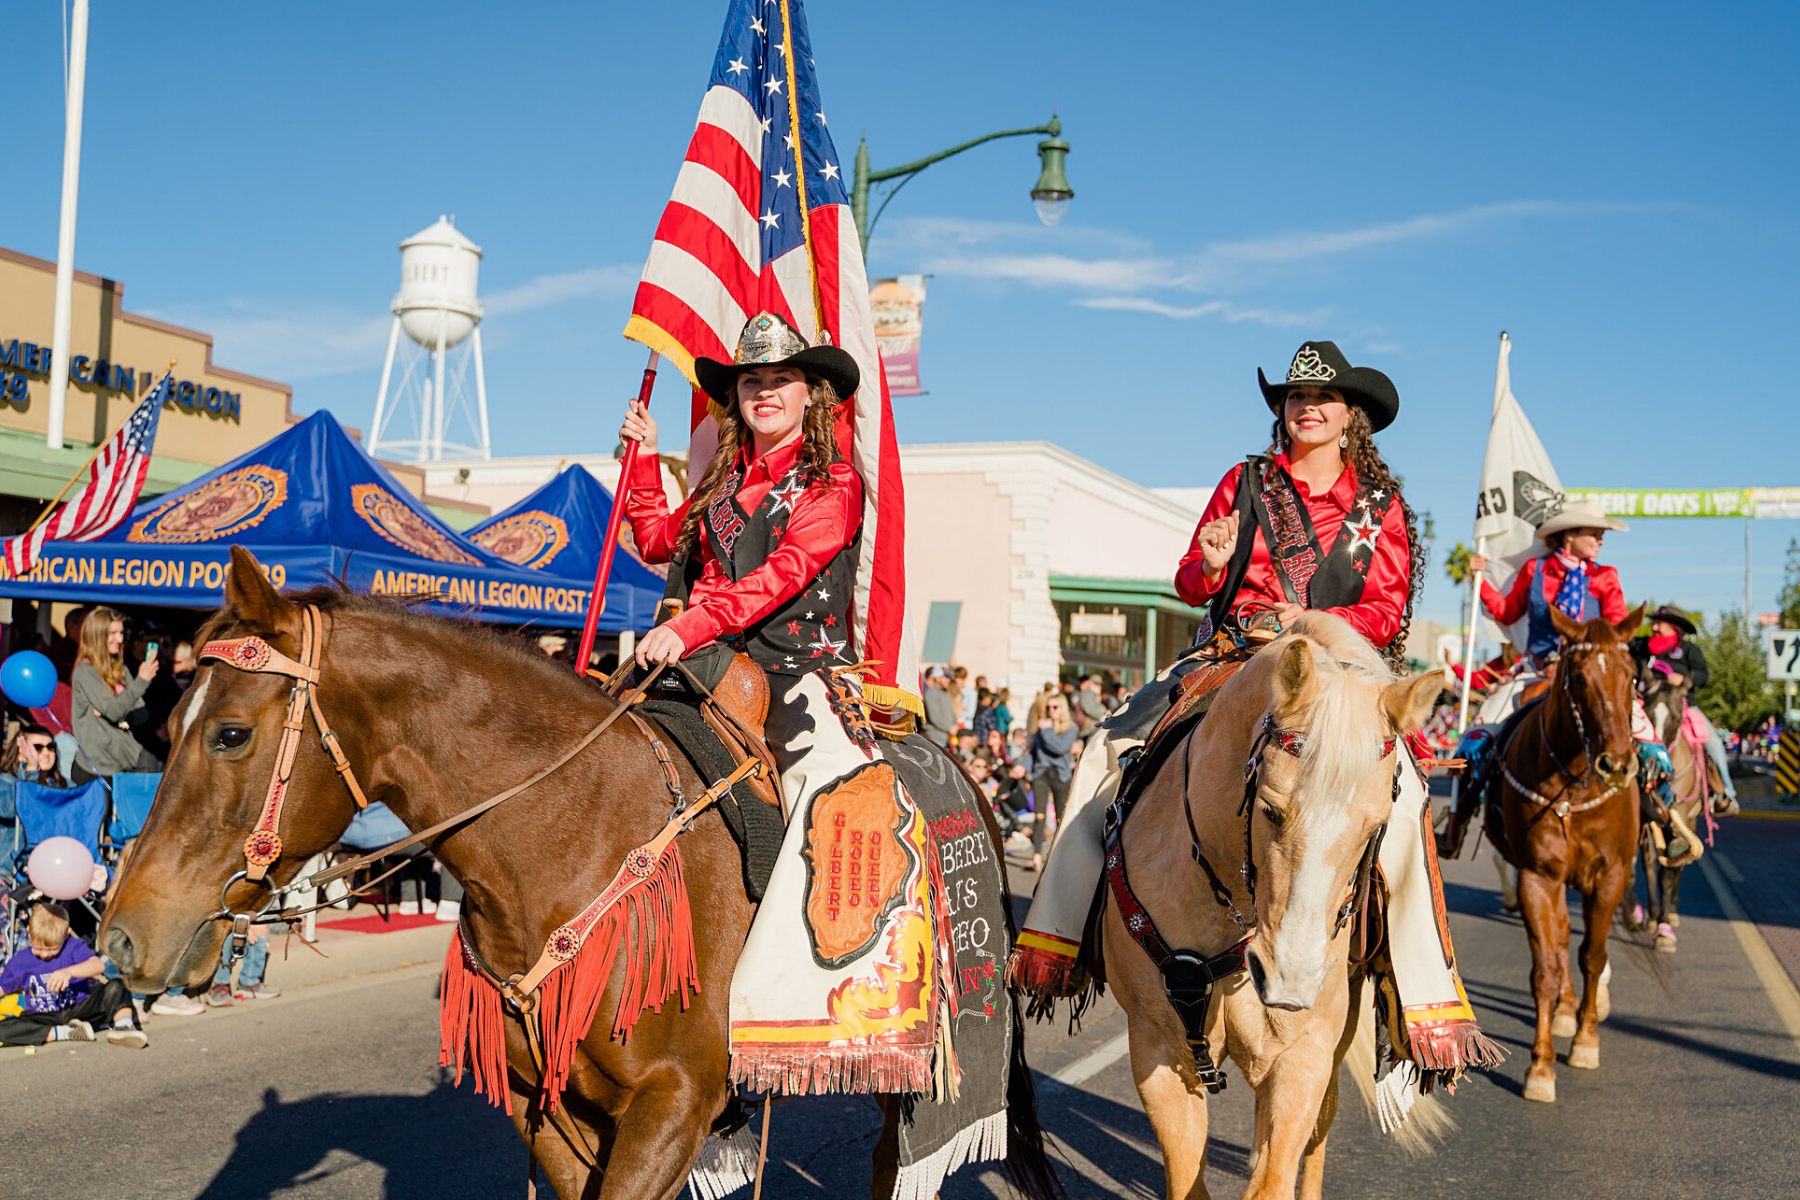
[
  {"xmin": 1182, "ymin": 714, "xmax": 1399, "ymax": 940},
  {"xmin": 1503, "ymin": 640, "xmax": 1632, "ymax": 819},
  {"xmin": 189, "ymin": 604, "xmax": 666, "ymax": 964}
]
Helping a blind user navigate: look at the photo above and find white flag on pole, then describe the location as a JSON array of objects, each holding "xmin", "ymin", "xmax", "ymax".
[{"xmin": 1471, "ymin": 333, "xmax": 1564, "ymax": 648}]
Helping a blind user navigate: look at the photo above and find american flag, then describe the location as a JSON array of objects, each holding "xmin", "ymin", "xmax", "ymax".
[
  {"xmin": 4, "ymin": 372, "xmax": 169, "ymax": 577},
  {"xmin": 624, "ymin": 0, "xmax": 921, "ymax": 715}
]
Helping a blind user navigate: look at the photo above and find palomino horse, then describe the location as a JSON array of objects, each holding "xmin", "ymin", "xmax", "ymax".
[
  {"xmin": 1101, "ymin": 614, "xmax": 1443, "ymax": 1200},
  {"xmin": 1634, "ymin": 665, "xmax": 1722, "ymax": 951},
  {"xmin": 98, "ymin": 549, "xmax": 1052, "ymax": 1200},
  {"xmin": 1485, "ymin": 603, "xmax": 1645, "ymax": 1103}
]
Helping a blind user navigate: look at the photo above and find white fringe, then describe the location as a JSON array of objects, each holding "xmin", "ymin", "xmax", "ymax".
[
  {"xmin": 1375, "ymin": 1060, "xmax": 1418, "ymax": 1134},
  {"xmin": 889, "ymin": 1110, "xmax": 1009, "ymax": 1200},
  {"xmin": 688, "ymin": 1133, "xmax": 757, "ymax": 1200}
]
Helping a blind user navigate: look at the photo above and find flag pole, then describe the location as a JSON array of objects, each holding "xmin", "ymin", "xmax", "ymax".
[
  {"xmin": 1454, "ymin": 535, "xmax": 1485, "ymax": 736},
  {"xmin": 778, "ymin": 0, "xmax": 828, "ymax": 340},
  {"xmin": 574, "ymin": 349, "xmax": 659, "ymax": 675},
  {"xmin": 25, "ymin": 362, "xmax": 175, "ymax": 533}
]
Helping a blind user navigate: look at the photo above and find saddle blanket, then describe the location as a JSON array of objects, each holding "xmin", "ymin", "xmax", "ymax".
[{"xmin": 698, "ymin": 720, "xmax": 1013, "ymax": 1200}]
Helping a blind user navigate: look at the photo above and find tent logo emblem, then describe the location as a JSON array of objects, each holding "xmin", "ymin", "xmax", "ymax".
[
  {"xmin": 470, "ymin": 511, "xmax": 571, "ymax": 570},
  {"xmin": 350, "ymin": 484, "xmax": 479, "ymax": 565},
  {"xmin": 128, "ymin": 466, "xmax": 288, "ymax": 544}
]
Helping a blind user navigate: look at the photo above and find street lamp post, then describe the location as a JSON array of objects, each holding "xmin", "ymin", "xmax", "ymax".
[{"xmin": 850, "ymin": 112, "xmax": 1073, "ymax": 259}]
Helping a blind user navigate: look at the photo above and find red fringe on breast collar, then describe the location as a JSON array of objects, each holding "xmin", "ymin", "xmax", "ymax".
[{"xmin": 438, "ymin": 844, "xmax": 699, "ymax": 1114}]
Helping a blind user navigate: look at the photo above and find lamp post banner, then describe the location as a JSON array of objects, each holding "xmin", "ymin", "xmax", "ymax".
[{"xmin": 870, "ymin": 275, "xmax": 925, "ymax": 396}]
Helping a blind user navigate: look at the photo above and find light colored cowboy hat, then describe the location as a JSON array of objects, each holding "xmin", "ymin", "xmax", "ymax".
[
  {"xmin": 695, "ymin": 312, "xmax": 860, "ymax": 409},
  {"xmin": 1534, "ymin": 499, "xmax": 1629, "ymax": 539}
]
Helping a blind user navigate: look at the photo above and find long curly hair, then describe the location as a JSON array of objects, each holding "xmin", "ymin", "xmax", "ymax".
[
  {"xmin": 1269, "ymin": 405, "xmax": 1427, "ymax": 670},
  {"xmin": 676, "ymin": 374, "xmax": 843, "ymax": 558}
]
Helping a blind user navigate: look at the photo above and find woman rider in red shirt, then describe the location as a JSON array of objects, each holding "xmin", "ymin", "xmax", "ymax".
[
  {"xmin": 617, "ymin": 312, "xmax": 876, "ymax": 803},
  {"xmin": 1176, "ymin": 341, "xmax": 1424, "ymax": 661}
]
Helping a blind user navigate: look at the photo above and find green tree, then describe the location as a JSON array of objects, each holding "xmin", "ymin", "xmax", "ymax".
[
  {"xmin": 1777, "ymin": 537, "xmax": 1800, "ymax": 629},
  {"xmin": 1693, "ymin": 609, "xmax": 1780, "ymax": 733},
  {"xmin": 1444, "ymin": 542, "xmax": 1473, "ymax": 586}
]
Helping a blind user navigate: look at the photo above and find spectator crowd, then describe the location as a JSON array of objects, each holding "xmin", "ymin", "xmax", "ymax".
[{"xmin": 919, "ymin": 664, "xmax": 1132, "ymax": 870}]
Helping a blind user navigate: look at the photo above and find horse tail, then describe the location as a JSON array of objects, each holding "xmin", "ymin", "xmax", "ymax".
[
  {"xmin": 1344, "ymin": 985, "xmax": 1456, "ymax": 1156},
  {"xmin": 1000, "ymin": 989, "xmax": 1066, "ymax": 1200}
]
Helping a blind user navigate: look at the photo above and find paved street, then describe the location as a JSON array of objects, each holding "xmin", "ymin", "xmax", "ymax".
[{"xmin": 5, "ymin": 805, "xmax": 1798, "ymax": 1199}]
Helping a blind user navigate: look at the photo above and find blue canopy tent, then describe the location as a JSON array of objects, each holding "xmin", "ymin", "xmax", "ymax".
[
  {"xmin": 465, "ymin": 463, "xmax": 669, "ymax": 611},
  {"xmin": 0, "ymin": 411, "xmax": 659, "ymax": 631}
]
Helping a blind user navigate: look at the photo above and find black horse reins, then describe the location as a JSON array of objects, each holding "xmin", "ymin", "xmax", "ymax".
[{"xmin": 1501, "ymin": 640, "xmax": 1632, "ymax": 821}]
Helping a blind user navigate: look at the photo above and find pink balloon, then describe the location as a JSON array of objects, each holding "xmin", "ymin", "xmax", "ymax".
[{"xmin": 27, "ymin": 837, "xmax": 96, "ymax": 901}]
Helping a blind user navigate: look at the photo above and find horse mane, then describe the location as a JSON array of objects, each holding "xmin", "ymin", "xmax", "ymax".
[
  {"xmin": 195, "ymin": 583, "xmax": 603, "ymax": 706},
  {"xmin": 1278, "ymin": 612, "xmax": 1397, "ymax": 809}
]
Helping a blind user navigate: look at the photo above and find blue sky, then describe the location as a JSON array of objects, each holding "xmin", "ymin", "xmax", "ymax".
[{"xmin": 3, "ymin": 0, "xmax": 1797, "ymax": 631}]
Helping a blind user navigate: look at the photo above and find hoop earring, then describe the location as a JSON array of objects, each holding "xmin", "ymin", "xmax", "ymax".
[{"xmin": 1338, "ymin": 433, "xmax": 1348, "ymax": 449}]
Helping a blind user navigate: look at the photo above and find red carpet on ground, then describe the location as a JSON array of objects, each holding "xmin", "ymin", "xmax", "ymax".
[{"xmin": 317, "ymin": 911, "xmax": 443, "ymax": 934}]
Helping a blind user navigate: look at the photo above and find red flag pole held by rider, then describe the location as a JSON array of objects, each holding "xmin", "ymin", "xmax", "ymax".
[{"xmin": 574, "ymin": 349, "xmax": 660, "ymax": 674}]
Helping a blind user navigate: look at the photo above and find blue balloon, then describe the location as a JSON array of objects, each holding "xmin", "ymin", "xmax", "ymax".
[{"xmin": 1, "ymin": 651, "xmax": 59, "ymax": 709}]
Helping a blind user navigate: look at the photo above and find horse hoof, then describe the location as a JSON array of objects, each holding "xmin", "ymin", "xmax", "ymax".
[
  {"xmin": 1627, "ymin": 903, "xmax": 1648, "ymax": 931},
  {"xmin": 1668, "ymin": 912, "xmax": 1680, "ymax": 929},
  {"xmin": 1551, "ymin": 1013, "xmax": 1578, "ymax": 1039},
  {"xmin": 1502, "ymin": 898, "xmax": 1520, "ymax": 915},
  {"xmin": 1523, "ymin": 1072, "xmax": 1557, "ymax": 1103},
  {"xmin": 1656, "ymin": 924, "xmax": 1678, "ymax": 953},
  {"xmin": 1567, "ymin": 1042, "xmax": 1600, "ymax": 1070}
]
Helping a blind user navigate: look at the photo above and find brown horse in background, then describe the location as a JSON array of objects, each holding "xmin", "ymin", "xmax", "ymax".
[
  {"xmin": 1634, "ymin": 664, "xmax": 1723, "ymax": 951},
  {"xmin": 1485, "ymin": 603, "xmax": 1645, "ymax": 1103},
  {"xmin": 1101, "ymin": 614, "xmax": 1445, "ymax": 1199},
  {"xmin": 98, "ymin": 549, "xmax": 1053, "ymax": 1200}
]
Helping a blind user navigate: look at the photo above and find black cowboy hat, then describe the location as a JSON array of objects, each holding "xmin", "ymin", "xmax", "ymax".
[
  {"xmin": 1258, "ymin": 341, "xmax": 1400, "ymax": 432},
  {"xmin": 1649, "ymin": 606, "xmax": 1697, "ymax": 636},
  {"xmin": 695, "ymin": 312, "xmax": 860, "ymax": 409}
]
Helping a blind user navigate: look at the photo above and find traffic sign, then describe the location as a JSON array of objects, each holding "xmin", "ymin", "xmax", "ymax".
[
  {"xmin": 1767, "ymin": 629, "xmax": 1800, "ymax": 681},
  {"xmin": 1778, "ymin": 733, "xmax": 1799, "ymax": 797}
]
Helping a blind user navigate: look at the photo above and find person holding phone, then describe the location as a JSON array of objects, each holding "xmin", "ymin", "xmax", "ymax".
[{"xmin": 70, "ymin": 607, "xmax": 162, "ymax": 782}]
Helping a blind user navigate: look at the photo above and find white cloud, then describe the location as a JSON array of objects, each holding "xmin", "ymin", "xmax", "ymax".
[
  {"xmin": 483, "ymin": 264, "xmax": 638, "ymax": 315},
  {"xmin": 922, "ymin": 253, "xmax": 1178, "ymax": 291},
  {"xmin": 1075, "ymin": 296, "xmax": 1322, "ymax": 326}
]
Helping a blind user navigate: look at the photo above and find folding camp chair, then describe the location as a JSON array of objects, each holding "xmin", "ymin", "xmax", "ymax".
[
  {"xmin": 13, "ymin": 780, "xmax": 109, "ymax": 927},
  {"xmin": 103, "ymin": 772, "xmax": 160, "ymax": 864}
]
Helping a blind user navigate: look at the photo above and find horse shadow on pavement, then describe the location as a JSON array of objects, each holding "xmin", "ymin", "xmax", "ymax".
[{"xmin": 195, "ymin": 1075, "xmax": 519, "ymax": 1200}]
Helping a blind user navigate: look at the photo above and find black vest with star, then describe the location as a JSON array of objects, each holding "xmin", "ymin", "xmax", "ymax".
[
  {"xmin": 1209, "ymin": 455, "xmax": 1397, "ymax": 636},
  {"xmin": 703, "ymin": 457, "xmax": 861, "ymax": 675}
]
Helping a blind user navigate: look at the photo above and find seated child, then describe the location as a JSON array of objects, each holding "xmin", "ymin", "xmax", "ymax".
[{"xmin": 0, "ymin": 903, "xmax": 145, "ymax": 1048}]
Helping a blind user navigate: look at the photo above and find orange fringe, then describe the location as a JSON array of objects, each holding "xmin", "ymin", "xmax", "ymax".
[
  {"xmin": 439, "ymin": 929, "xmax": 512, "ymax": 1114},
  {"xmin": 536, "ymin": 843, "xmax": 699, "ymax": 1111},
  {"xmin": 438, "ymin": 844, "xmax": 700, "ymax": 1115}
]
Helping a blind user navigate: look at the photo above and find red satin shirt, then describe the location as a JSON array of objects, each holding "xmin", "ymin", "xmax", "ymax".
[
  {"xmin": 1174, "ymin": 454, "xmax": 1412, "ymax": 648},
  {"xmin": 623, "ymin": 438, "xmax": 863, "ymax": 654},
  {"xmin": 1480, "ymin": 555, "xmax": 1626, "ymax": 627}
]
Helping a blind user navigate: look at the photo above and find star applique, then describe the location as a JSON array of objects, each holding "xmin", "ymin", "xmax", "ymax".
[
  {"xmin": 808, "ymin": 628, "xmax": 847, "ymax": 659},
  {"xmin": 804, "ymin": 611, "xmax": 815, "ymax": 620},
  {"xmin": 787, "ymin": 621, "xmax": 801, "ymax": 635},
  {"xmin": 824, "ymin": 614, "xmax": 837, "ymax": 627},
  {"xmin": 816, "ymin": 588, "xmax": 830, "ymax": 601},
  {"xmin": 767, "ymin": 475, "xmax": 808, "ymax": 516},
  {"xmin": 1343, "ymin": 512, "xmax": 1382, "ymax": 553}
]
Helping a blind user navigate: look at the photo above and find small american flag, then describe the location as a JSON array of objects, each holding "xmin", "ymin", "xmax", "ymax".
[
  {"xmin": 4, "ymin": 371, "xmax": 169, "ymax": 576},
  {"xmin": 623, "ymin": 0, "xmax": 921, "ymax": 715}
]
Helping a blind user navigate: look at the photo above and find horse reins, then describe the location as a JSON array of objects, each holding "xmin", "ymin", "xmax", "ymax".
[
  {"xmin": 193, "ymin": 605, "xmax": 673, "ymax": 961},
  {"xmin": 1500, "ymin": 641, "xmax": 1631, "ymax": 822},
  {"xmin": 1110, "ymin": 710, "xmax": 1397, "ymax": 1094}
]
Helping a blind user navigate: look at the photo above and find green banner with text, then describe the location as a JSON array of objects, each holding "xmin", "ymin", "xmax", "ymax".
[{"xmin": 1563, "ymin": 487, "xmax": 1800, "ymax": 519}]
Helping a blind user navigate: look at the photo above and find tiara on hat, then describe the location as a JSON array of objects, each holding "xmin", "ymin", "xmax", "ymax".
[{"xmin": 1287, "ymin": 345, "xmax": 1337, "ymax": 384}]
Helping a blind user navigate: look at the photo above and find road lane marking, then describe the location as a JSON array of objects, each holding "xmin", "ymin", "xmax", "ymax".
[
  {"xmin": 1696, "ymin": 853, "xmax": 1800, "ymax": 1058},
  {"xmin": 1052, "ymin": 1032, "xmax": 1131, "ymax": 1087}
]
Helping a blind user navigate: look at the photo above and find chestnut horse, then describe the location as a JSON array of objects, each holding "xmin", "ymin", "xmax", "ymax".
[
  {"xmin": 98, "ymin": 549, "xmax": 1051, "ymax": 1200},
  {"xmin": 1101, "ymin": 614, "xmax": 1444, "ymax": 1200},
  {"xmin": 1484, "ymin": 604, "xmax": 1645, "ymax": 1103}
]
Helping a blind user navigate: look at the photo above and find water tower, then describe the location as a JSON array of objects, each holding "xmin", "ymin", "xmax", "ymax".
[{"xmin": 369, "ymin": 216, "xmax": 491, "ymax": 461}]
